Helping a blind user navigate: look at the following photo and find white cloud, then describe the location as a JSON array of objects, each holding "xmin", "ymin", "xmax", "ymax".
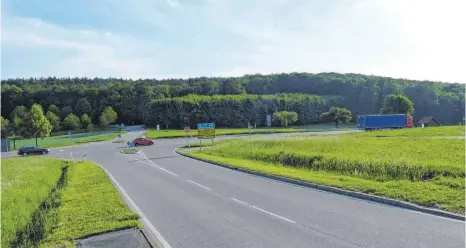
[{"xmin": 1, "ymin": 0, "xmax": 465, "ymax": 82}]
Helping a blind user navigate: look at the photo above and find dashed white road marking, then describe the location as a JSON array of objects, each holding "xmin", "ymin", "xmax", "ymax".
[
  {"xmin": 230, "ymin": 197, "xmax": 248, "ymax": 205},
  {"xmin": 187, "ymin": 180, "xmax": 213, "ymax": 191},
  {"xmin": 250, "ymin": 205, "xmax": 296, "ymax": 224},
  {"xmin": 230, "ymin": 197, "xmax": 296, "ymax": 224},
  {"xmin": 158, "ymin": 167, "xmax": 180, "ymax": 177}
]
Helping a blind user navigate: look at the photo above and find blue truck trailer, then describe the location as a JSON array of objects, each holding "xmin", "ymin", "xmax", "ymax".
[{"xmin": 357, "ymin": 114, "xmax": 413, "ymax": 130}]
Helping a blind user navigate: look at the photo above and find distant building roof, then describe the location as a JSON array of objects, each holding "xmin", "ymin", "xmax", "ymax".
[{"xmin": 417, "ymin": 116, "xmax": 440, "ymax": 124}]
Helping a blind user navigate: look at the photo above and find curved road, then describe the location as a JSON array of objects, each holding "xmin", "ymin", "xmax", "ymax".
[{"xmin": 7, "ymin": 127, "xmax": 465, "ymax": 248}]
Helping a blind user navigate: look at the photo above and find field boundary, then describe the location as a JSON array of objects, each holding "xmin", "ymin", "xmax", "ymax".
[{"xmin": 176, "ymin": 150, "xmax": 465, "ymax": 221}]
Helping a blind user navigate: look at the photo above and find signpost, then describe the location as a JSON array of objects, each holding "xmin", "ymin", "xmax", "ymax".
[
  {"xmin": 157, "ymin": 124, "xmax": 160, "ymax": 137},
  {"xmin": 197, "ymin": 123, "xmax": 215, "ymax": 151},
  {"xmin": 184, "ymin": 126, "xmax": 191, "ymax": 148},
  {"xmin": 266, "ymin": 114, "xmax": 272, "ymax": 128},
  {"xmin": 68, "ymin": 131, "xmax": 72, "ymax": 140}
]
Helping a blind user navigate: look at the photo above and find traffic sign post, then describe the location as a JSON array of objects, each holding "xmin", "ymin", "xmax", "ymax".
[
  {"xmin": 266, "ymin": 114, "xmax": 272, "ymax": 128},
  {"xmin": 157, "ymin": 124, "xmax": 160, "ymax": 137},
  {"xmin": 68, "ymin": 131, "xmax": 72, "ymax": 140},
  {"xmin": 197, "ymin": 123, "xmax": 215, "ymax": 151},
  {"xmin": 184, "ymin": 127, "xmax": 191, "ymax": 148}
]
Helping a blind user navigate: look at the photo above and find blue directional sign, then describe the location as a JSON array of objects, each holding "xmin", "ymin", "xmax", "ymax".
[{"xmin": 197, "ymin": 123, "xmax": 215, "ymax": 129}]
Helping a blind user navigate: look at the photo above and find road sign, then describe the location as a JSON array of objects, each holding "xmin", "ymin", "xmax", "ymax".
[
  {"xmin": 197, "ymin": 123, "xmax": 215, "ymax": 129},
  {"xmin": 184, "ymin": 127, "xmax": 191, "ymax": 133},
  {"xmin": 68, "ymin": 131, "xmax": 72, "ymax": 139},
  {"xmin": 266, "ymin": 114, "xmax": 272, "ymax": 127},
  {"xmin": 157, "ymin": 125, "xmax": 160, "ymax": 131},
  {"xmin": 197, "ymin": 123, "xmax": 215, "ymax": 139}
]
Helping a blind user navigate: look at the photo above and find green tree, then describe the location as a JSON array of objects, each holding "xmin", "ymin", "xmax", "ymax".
[
  {"xmin": 61, "ymin": 106, "xmax": 73, "ymax": 120},
  {"xmin": 46, "ymin": 111, "xmax": 60, "ymax": 131},
  {"xmin": 320, "ymin": 107, "xmax": 352, "ymax": 128},
  {"xmin": 20, "ymin": 104, "xmax": 52, "ymax": 146},
  {"xmin": 272, "ymin": 111, "xmax": 298, "ymax": 127},
  {"xmin": 63, "ymin": 114, "xmax": 80, "ymax": 130},
  {"xmin": 380, "ymin": 94, "xmax": 414, "ymax": 116},
  {"xmin": 8, "ymin": 106, "xmax": 27, "ymax": 137},
  {"xmin": 80, "ymin": 114, "xmax": 93, "ymax": 131},
  {"xmin": 74, "ymin": 98, "xmax": 92, "ymax": 117},
  {"xmin": 99, "ymin": 106, "xmax": 118, "ymax": 129},
  {"xmin": 1, "ymin": 116, "xmax": 10, "ymax": 139},
  {"xmin": 47, "ymin": 104, "xmax": 61, "ymax": 116}
]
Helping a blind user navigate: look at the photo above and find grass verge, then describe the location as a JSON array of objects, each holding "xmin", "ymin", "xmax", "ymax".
[
  {"xmin": 9, "ymin": 130, "xmax": 127, "ymax": 151},
  {"xmin": 122, "ymin": 148, "xmax": 140, "ymax": 154},
  {"xmin": 1, "ymin": 157, "xmax": 140, "ymax": 247},
  {"xmin": 184, "ymin": 126, "xmax": 465, "ymax": 214},
  {"xmin": 146, "ymin": 123, "xmax": 355, "ymax": 139}
]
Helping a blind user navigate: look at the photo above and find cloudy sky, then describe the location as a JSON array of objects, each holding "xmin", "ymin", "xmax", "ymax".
[{"xmin": 1, "ymin": 0, "xmax": 465, "ymax": 82}]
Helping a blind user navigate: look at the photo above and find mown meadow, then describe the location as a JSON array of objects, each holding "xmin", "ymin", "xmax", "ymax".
[
  {"xmin": 1, "ymin": 157, "xmax": 139, "ymax": 247},
  {"xmin": 186, "ymin": 126, "xmax": 465, "ymax": 214}
]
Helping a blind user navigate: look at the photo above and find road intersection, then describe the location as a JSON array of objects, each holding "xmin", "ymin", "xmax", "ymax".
[{"xmin": 4, "ymin": 127, "xmax": 465, "ymax": 248}]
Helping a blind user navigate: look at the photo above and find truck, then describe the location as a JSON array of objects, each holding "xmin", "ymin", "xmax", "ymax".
[{"xmin": 357, "ymin": 114, "xmax": 413, "ymax": 131}]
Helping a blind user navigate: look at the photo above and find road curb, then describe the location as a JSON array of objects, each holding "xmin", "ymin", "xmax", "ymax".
[{"xmin": 176, "ymin": 150, "xmax": 465, "ymax": 221}]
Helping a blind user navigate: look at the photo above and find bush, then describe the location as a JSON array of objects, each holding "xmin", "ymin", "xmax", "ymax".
[{"xmin": 63, "ymin": 114, "xmax": 80, "ymax": 130}]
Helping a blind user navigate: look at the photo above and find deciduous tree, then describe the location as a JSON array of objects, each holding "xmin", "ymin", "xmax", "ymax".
[
  {"xmin": 380, "ymin": 94, "xmax": 414, "ymax": 116},
  {"xmin": 63, "ymin": 114, "xmax": 80, "ymax": 130},
  {"xmin": 20, "ymin": 104, "xmax": 52, "ymax": 146},
  {"xmin": 46, "ymin": 111, "xmax": 60, "ymax": 131},
  {"xmin": 320, "ymin": 107, "xmax": 352, "ymax": 128},
  {"xmin": 272, "ymin": 111, "xmax": 298, "ymax": 127},
  {"xmin": 80, "ymin": 114, "xmax": 93, "ymax": 131}
]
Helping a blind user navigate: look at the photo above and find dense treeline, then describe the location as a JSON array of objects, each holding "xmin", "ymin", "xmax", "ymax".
[
  {"xmin": 144, "ymin": 94, "xmax": 333, "ymax": 128},
  {"xmin": 1, "ymin": 72, "xmax": 464, "ymax": 127}
]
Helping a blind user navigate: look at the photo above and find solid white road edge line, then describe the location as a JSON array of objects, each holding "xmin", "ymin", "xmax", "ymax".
[
  {"xmin": 94, "ymin": 162, "xmax": 172, "ymax": 248},
  {"xmin": 187, "ymin": 180, "xmax": 213, "ymax": 191}
]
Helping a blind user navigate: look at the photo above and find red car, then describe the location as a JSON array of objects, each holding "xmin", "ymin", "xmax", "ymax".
[{"xmin": 133, "ymin": 138, "xmax": 155, "ymax": 146}]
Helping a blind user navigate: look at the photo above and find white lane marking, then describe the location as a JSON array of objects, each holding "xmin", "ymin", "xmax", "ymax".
[
  {"xmin": 230, "ymin": 197, "xmax": 296, "ymax": 224},
  {"xmin": 94, "ymin": 162, "xmax": 172, "ymax": 248},
  {"xmin": 187, "ymin": 180, "xmax": 212, "ymax": 191},
  {"xmin": 158, "ymin": 167, "xmax": 180, "ymax": 177},
  {"xmin": 230, "ymin": 197, "xmax": 247, "ymax": 205},
  {"xmin": 136, "ymin": 155, "xmax": 179, "ymax": 177}
]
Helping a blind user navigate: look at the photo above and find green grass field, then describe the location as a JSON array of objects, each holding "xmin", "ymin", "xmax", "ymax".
[
  {"xmin": 1, "ymin": 157, "xmax": 139, "ymax": 247},
  {"xmin": 184, "ymin": 126, "xmax": 465, "ymax": 214},
  {"xmin": 9, "ymin": 130, "xmax": 126, "ymax": 151},
  {"xmin": 146, "ymin": 123, "xmax": 355, "ymax": 139}
]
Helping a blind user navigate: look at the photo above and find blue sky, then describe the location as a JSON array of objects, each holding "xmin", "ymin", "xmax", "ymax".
[{"xmin": 1, "ymin": 0, "xmax": 465, "ymax": 82}]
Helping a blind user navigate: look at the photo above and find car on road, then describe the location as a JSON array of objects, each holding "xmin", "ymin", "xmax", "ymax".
[
  {"xmin": 132, "ymin": 138, "xmax": 155, "ymax": 146},
  {"xmin": 18, "ymin": 146, "xmax": 50, "ymax": 156}
]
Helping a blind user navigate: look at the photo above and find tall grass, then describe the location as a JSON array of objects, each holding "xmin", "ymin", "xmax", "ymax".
[
  {"xmin": 207, "ymin": 136, "xmax": 464, "ymax": 181},
  {"xmin": 1, "ymin": 158, "xmax": 139, "ymax": 247},
  {"xmin": 188, "ymin": 126, "xmax": 465, "ymax": 213},
  {"xmin": 1, "ymin": 158, "xmax": 65, "ymax": 248}
]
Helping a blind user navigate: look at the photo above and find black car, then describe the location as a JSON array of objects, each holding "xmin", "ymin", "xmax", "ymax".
[{"xmin": 18, "ymin": 146, "xmax": 50, "ymax": 156}]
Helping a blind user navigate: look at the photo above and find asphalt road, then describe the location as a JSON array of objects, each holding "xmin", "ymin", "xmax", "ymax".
[{"xmin": 5, "ymin": 127, "xmax": 465, "ymax": 248}]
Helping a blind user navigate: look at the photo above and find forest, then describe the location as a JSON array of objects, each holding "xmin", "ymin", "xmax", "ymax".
[{"xmin": 1, "ymin": 72, "xmax": 464, "ymax": 128}]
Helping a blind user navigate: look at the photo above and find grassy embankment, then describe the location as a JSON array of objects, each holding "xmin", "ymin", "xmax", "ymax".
[
  {"xmin": 147, "ymin": 123, "xmax": 355, "ymax": 139},
  {"xmin": 1, "ymin": 157, "xmax": 139, "ymax": 248},
  {"xmin": 9, "ymin": 130, "xmax": 126, "ymax": 150},
  {"xmin": 183, "ymin": 126, "xmax": 465, "ymax": 214}
]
